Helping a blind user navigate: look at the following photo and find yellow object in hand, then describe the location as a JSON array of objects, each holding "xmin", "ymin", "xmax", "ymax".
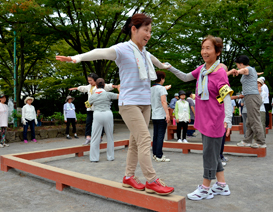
[{"xmin": 85, "ymin": 101, "xmax": 91, "ymax": 108}]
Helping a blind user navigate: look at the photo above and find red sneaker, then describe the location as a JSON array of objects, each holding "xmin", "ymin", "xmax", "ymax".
[
  {"xmin": 122, "ymin": 176, "xmax": 145, "ymax": 191},
  {"xmin": 145, "ymin": 178, "xmax": 174, "ymax": 195}
]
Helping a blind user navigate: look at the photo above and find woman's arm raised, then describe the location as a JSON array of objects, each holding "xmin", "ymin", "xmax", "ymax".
[
  {"xmin": 56, "ymin": 48, "xmax": 117, "ymax": 63},
  {"xmin": 167, "ymin": 64, "xmax": 195, "ymax": 82}
]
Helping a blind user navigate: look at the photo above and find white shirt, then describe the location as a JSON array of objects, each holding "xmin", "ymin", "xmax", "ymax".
[
  {"xmin": 261, "ymin": 84, "xmax": 269, "ymax": 104},
  {"xmin": 0, "ymin": 103, "xmax": 8, "ymax": 127},
  {"xmin": 22, "ymin": 104, "xmax": 37, "ymax": 122},
  {"xmin": 175, "ymin": 100, "xmax": 190, "ymax": 122},
  {"xmin": 260, "ymin": 90, "xmax": 266, "ymax": 112},
  {"xmin": 231, "ymin": 100, "xmax": 236, "ymax": 113},
  {"xmin": 77, "ymin": 84, "xmax": 113, "ymax": 111},
  {"xmin": 151, "ymin": 84, "xmax": 168, "ymax": 119}
]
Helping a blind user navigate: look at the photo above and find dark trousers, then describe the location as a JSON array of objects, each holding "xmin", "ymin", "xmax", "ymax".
[
  {"xmin": 177, "ymin": 121, "xmax": 188, "ymax": 140},
  {"xmin": 23, "ymin": 119, "xmax": 35, "ymax": 140},
  {"xmin": 187, "ymin": 119, "xmax": 195, "ymax": 136},
  {"xmin": 265, "ymin": 103, "xmax": 270, "ymax": 127},
  {"xmin": 220, "ymin": 132, "xmax": 226, "ymax": 159},
  {"xmin": 66, "ymin": 118, "xmax": 76, "ymax": 134},
  {"xmin": 152, "ymin": 119, "xmax": 167, "ymax": 158},
  {"xmin": 85, "ymin": 111, "xmax": 94, "ymax": 137}
]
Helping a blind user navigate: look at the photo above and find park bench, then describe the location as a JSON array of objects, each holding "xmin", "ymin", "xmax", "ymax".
[{"xmin": 167, "ymin": 124, "xmax": 243, "ymax": 142}]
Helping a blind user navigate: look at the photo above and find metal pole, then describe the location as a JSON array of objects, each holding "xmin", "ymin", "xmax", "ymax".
[{"xmin": 13, "ymin": 30, "xmax": 17, "ymax": 127}]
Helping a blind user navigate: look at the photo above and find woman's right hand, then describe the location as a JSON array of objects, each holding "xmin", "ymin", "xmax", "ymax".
[
  {"xmin": 176, "ymin": 119, "xmax": 179, "ymax": 123},
  {"xmin": 165, "ymin": 115, "xmax": 170, "ymax": 123},
  {"xmin": 56, "ymin": 56, "xmax": 76, "ymax": 63}
]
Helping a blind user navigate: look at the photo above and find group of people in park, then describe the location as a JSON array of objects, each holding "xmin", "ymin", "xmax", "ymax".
[
  {"xmin": 44, "ymin": 12, "xmax": 271, "ymax": 199},
  {"xmin": 1, "ymin": 12, "xmax": 268, "ymax": 201}
]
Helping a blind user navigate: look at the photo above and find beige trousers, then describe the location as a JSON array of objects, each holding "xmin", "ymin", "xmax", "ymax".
[{"xmin": 119, "ymin": 105, "xmax": 157, "ymax": 182}]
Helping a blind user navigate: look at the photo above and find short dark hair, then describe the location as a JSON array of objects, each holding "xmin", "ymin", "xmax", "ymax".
[
  {"xmin": 186, "ymin": 91, "xmax": 192, "ymax": 98},
  {"xmin": 122, "ymin": 13, "xmax": 152, "ymax": 38},
  {"xmin": 96, "ymin": 78, "xmax": 105, "ymax": 89},
  {"xmin": 202, "ymin": 35, "xmax": 223, "ymax": 60},
  {"xmin": 87, "ymin": 73, "xmax": 99, "ymax": 81},
  {"xmin": 154, "ymin": 71, "xmax": 166, "ymax": 83},
  {"xmin": 234, "ymin": 55, "xmax": 249, "ymax": 65}
]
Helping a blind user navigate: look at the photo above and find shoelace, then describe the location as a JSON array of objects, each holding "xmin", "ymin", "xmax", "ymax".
[
  {"xmin": 157, "ymin": 178, "xmax": 166, "ymax": 187},
  {"xmin": 133, "ymin": 176, "xmax": 141, "ymax": 184}
]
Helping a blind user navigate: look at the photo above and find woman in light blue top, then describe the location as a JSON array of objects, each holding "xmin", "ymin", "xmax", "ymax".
[
  {"xmin": 63, "ymin": 96, "xmax": 78, "ymax": 139},
  {"xmin": 56, "ymin": 13, "xmax": 174, "ymax": 195}
]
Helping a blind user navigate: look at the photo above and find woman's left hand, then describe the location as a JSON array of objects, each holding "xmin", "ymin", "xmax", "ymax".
[{"xmin": 162, "ymin": 63, "xmax": 171, "ymax": 69}]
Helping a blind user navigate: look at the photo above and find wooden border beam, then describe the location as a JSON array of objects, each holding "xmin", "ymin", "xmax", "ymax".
[
  {"xmin": 154, "ymin": 141, "xmax": 266, "ymax": 157},
  {"xmin": 11, "ymin": 139, "xmax": 129, "ymax": 160},
  {"xmin": 0, "ymin": 140, "xmax": 186, "ymax": 212}
]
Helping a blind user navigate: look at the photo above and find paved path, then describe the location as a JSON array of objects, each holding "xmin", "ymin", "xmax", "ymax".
[{"xmin": 0, "ymin": 122, "xmax": 272, "ymax": 212}]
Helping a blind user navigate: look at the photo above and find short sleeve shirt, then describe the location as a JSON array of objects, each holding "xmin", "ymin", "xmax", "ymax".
[
  {"xmin": 191, "ymin": 65, "xmax": 229, "ymax": 138},
  {"xmin": 240, "ymin": 66, "xmax": 259, "ymax": 95},
  {"xmin": 151, "ymin": 85, "xmax": 168, "ymax": 119}
]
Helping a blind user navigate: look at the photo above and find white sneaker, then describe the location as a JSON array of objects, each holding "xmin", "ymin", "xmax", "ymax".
[
  {"xmin": 82, "ymin": 139, "xmax": 91, "ymax": 146},
  {"xmin": 251, "ymin": 143, "xmax": 267, "ymax": 148},
  {"xmin": 0, "ymin": 144, "xmax": 4, "ymax": 148},
  {"xmin": 177, "ymin": 139, "xmax": 182, "ymax": 143},
  {"xmin": 222, "ymin": 161, "xmax": 227, "ymax": 167},
  {"xmin": 237, "ymin": 141, "xmax": 251, "ymax": 147},
  {"xmin": 182, "ymin": 139, "xmax": 189, "ymax": 143},
  {"xmin": 211, "ymin": 183, "xmax": 231, "ymax": 196},
  {"xmin": 155, "ymin": 157, "xmax": 171, "ymax": 162},
  {"xmin": 3, "ymin": 143, "xmax": 9, "ymax": 147},
  {"xmin": 187, "ymin": 185, "xmax": 214, "ymax": 201}
]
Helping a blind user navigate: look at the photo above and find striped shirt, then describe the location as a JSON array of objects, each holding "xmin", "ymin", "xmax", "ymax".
[
  {"xmin": 114, "ymin": 42, "xmax": 151, "ymax": 106},
  {"xmin": 240, "ymin": 66, "xmax": 259, "ymax": 95}
]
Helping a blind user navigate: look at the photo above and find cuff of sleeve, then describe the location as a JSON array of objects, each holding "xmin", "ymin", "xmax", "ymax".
[
  {"xmin": 70, "ymin": 56, "xmax": 80, "ymax": 63},
  {"xmin": 227, "ymin": 123, "xmax": 232, "ymax": 129}
]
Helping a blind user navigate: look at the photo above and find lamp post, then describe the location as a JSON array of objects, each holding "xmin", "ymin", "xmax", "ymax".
[{"xmin": 13, "ymin": 30, "xmax": 17, "ymax": 127}]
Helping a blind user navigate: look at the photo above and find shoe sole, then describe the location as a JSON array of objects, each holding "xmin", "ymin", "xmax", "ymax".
[
  {"xmin": 145, "ymin": 188, "xmax": 174, "ymax": 196},
  {"xmin": 187, "ymin": 194, "xmax": 214, "ymax": 201},
  {"xmin": 237, "ymin": 144, "xmax": 250, "ymax": 147},
  {"xmin": 122, "ymin": 183, "xmax": 145, "ymax": 191}
]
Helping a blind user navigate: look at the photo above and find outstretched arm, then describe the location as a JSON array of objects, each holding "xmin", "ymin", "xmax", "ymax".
[
  {"xmin": 150, "ymin": 55, "xmax": 171, "ymax": 69},
  {"xmin": 56, "ymin": 48, "xmax": 117, "ymax": 63},
  {"xmin": 167, "ymin": 64, "xmax": 195, "ymax": 82}
]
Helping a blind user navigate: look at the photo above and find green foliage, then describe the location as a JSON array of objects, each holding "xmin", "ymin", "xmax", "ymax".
[
  {"xmin": 1, "ymin": 0, "xmax": 273, "ymax": 114},
  {"xmin": 12, "ymin": 110, "xmax": 22, "ymax": 120},
  {"xmin": 47, "ymin": 112, "xmax": 64, "ymax": 125},
  {"xmin": 76, "ymin": 112, "xmax": 87, "ymax": 123},
  {"xmin": 46, "ymin": 112, "xmax": 87, "ymax": 125},
  {"xmin": 234, "ymin": 107, "xmax": 240, "ymax": 116},
  {"xmin": 112, "ymin": 111, "xmax": 122, "ymax": 119}
]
